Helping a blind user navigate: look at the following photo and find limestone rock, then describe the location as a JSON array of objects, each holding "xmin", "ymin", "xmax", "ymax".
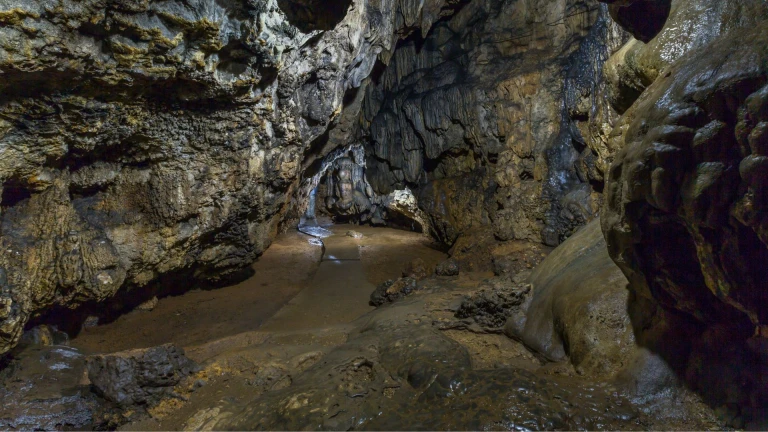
[
  {"xmin": 602, "ymin": 22, "xmax": 768, "ymax": 418},
  {"xmin": 356, "ymin": 0, "xmax": 628, "ymax": 247},
  {"xmin": 86, "ymin": 344, "xmax": 199, "ymax": 408},
  {"xmin": 323, "ymin": 155, "xmax": 376, "ymax": 220},
  {"xmin": 510, "ymin": 219, "xmax": 635, "ymax": 378},
  {"xmin": 0, "ymin": 0, "xmax": 469, "ymax": 355},
  {"xmin": 456, "ymin": 278, "xmax": 532, "ymax": 330},
  {"xmin": 603, "ymin": 0, "xmax": 768, "ymax": 114},
  {"xmin": 346, "ymin": 230, "xmax": 364, "ymax": 239}
]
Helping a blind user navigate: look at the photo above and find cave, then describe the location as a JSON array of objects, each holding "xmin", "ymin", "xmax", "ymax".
[{"xmin": 1, "ymin": 0, "xmax": 767, "ymax": 430}]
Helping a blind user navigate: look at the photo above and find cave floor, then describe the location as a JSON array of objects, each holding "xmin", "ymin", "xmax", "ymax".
[
  {"xmin": 70, "ymin": 224, "xmax": 446, "ymax": 354},
  {"xmin": 40, "ymin": 224, "xmax": 717, "ymax": 431}
]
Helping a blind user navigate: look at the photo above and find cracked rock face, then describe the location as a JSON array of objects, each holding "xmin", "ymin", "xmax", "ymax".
[{"xmin": 0, "ymin": 0, "xmax": 464, "ymax": 355}]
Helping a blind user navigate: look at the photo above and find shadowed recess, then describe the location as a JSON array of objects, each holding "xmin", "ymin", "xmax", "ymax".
[{"xmin": 277, "ymin": 0, "xmax": 354, "ymax": 32}]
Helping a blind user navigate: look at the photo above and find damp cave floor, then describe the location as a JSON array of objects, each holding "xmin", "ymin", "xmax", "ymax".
[{"xmin": 69, "ymin": 224, "xmax": 448, "ymax": 355}]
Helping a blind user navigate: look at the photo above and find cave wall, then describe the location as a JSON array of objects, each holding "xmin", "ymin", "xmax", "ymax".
[
  {"xmin": 352, "ymin": 0, "xmax": 628, "ymax": 245},
  {"xmin": 0, "ymin": 0, "xmax": 471, "ymax": 355},
  {"xmin": 598, "ymin": 0, "xmax": 768, "ymax": 421}
]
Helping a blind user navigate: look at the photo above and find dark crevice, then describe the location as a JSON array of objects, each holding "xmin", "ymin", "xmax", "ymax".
[
  {"xmin": 276, "ymin": 0, "xmax": 353, "ymax": 32},
  {"xmin": 1, "ymin": 181, "xmax": 32, "ymax": 208}
]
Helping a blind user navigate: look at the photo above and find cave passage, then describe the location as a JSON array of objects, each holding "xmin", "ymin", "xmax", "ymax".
[{"xmin": 1, "ymin": 0, "xmax": 767, "ymax": 429}]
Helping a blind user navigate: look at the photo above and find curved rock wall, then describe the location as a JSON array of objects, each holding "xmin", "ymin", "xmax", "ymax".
[
  {"xmin": 353, "ymin": 0, "xmax": 628, "ymax": 245},
  {"xmin": 600, "ymin": 0, "xmax": 768, "ymax": 421},
  {"xmin": 0, "ymin": 0, "xmax": 469, "ymax": 355}
]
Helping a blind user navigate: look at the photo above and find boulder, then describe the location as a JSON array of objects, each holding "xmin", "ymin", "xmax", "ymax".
[
  {"xmin": 86, "ymin": 344, "xmax": 199, "ymax": 408},
  {"xmin": 508, "ymin": 219, "xmax": 635, "ymax": 378}
]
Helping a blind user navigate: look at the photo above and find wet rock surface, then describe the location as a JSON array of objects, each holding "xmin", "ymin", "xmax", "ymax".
[
  {"xmin": 136, "ymin": 270, "xmax": 719, "ymax": 432},
  {"xmin": 0, "ymin": 345, "xmax": 100, "ymax": 430},
  {"xmin": 0, "ymin": 225, "xmax": 717, "ymax": 432},
  {"xmin": 203, "ymin": 300, "xmax": 648, "ymax": 431},
  {"xmin": 603, "ymin": 20, "xmax": 768, "ymax": 422}
]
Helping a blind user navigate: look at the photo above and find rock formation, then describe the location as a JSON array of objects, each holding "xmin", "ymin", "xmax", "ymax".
[
  {"xmin": 599, "ymin": 0, "xmax": 768, "ymax": 421},
  {"xmin": 354, "ymin": 0, "xmax": 628, "ymax": 245},
  {"xmin": 87, "ymin": 344, "xmax": 199, "ymax": 408}
]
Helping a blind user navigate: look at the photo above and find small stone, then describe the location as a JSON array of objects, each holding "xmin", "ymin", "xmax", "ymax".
[
  {"xmin": 82, "ymin": 315, "xmax": 100, "ymax": 329},
  {"xmin": 435, "ymin": 258, "xmax": 460, "ymax": 276},
  {"xmin": 402, "ymin": 258, "xmax": 429, "ymax": 280},
  {"xmin": 346, "ymin": 230, "xmax": 364, "ymax": 239},
  {"xmin": 136, "ymin": 296, "xmax": 159, "ymax": 312}
]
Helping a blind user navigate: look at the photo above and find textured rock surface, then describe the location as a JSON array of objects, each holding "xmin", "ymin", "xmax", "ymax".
[
  {"xmin": 354, "ymin": 0, "xmax": 628, "ymax": 246},
  {"xmin": 0, "ymin": 345, "xmax": 101, "ymax": 430},
  {"xmin": 602, "ymin": 0, "xmax": 768, "ymax": 115},
  {"xmin": 86, "ymin": 343, "xmax": 198, "ymax": 407},
  {"xmin": 0, "ymin": 0, "xmax": 470, "ymax": 355},
  {"xmin": 509, "ymin": 219, "xmax": 634, "ymax": 378},
  {"xmin": 603, "ymin": 20, "xmax": 768, "ymax": 421},
  {"xmin": 205, "ymin": 299, "xmax": 648, "ymax": 431},
  {"xmin": 456, "ymin": 277, "xmax": 531, "ymax": 330}
]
